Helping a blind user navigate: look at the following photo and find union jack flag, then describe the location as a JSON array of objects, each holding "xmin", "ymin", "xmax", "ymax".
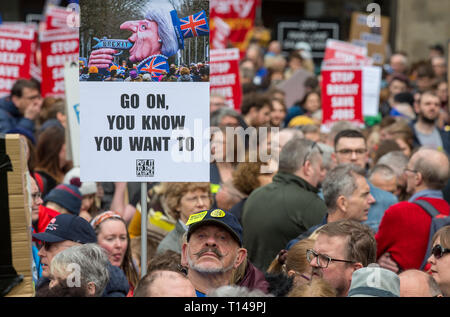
[
  {"xmin": 138, "ymin": 55, "xmax": 169, "ymax": 81},
  {"xmin": 179, "ymin": 10, "xmax": 209, "ymax": 39}
]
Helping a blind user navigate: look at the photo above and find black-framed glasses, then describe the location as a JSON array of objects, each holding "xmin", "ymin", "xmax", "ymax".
[
  {"xmin": 306, "ymin": 249, "xmax": 356, "ymax": 268},
  {"xmin": 431, "ymin": 244, "xmax": 450, "ymax": 259},
  {"xmin": 303, "ymin": 142, "xmax": 322, "ymax": 166},
  {"xmin": 404, "ymin": 168, "xmax": 418, "ymax": 174},
  {"xmin": 335, "ymin": 148, "xmax": 367, "ymax": 156}
]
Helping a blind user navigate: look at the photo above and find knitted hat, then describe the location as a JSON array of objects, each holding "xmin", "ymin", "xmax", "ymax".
[
  {"xmin": 288, "ymin": 115, "xmax": 316, "ymax": 127},
  {"xmin": 44, "ymin": 184, "xmax": 82, "ymax": 215},
  {"xmin": 63, "ymin": 167, "xmax": 97, "ymax": 196},
  {"xmin": 130, "ymin": 69, "xmax": 138, "ymax": 79},
  {"xmin": 110, "ymin": 65, "xmax": 118, "ymax": 72},
  {"xmin": 89, "ymin": 66, "xmax": 98, "ymax": 73},
  {"xmin": 347, "ymin": 265, "xmax": 400, "ymax": 297}
]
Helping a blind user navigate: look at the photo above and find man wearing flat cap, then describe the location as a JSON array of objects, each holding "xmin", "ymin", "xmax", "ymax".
[{"xmin": 181, "ymin": 208, "xmax": 247, "ymax": 297}]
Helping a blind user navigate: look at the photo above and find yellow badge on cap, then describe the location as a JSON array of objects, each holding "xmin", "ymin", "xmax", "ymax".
[
  {"xmin": 210, "ymin": 209, "xmax": 226, "ymax": 218},
  {"xmin": 186, "ymin": 211, "xmax": 208, "ymax": 226}
]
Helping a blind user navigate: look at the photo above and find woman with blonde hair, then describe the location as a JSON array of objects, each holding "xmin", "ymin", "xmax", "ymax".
[{"xmin": 156, "ymin": 182, "xmax": 212, "ymax": 254}]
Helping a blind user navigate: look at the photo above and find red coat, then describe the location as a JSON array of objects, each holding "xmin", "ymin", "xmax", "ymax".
[{"xmin": 375, "ymin": 197, "xmax": 450, "ymax": 270}]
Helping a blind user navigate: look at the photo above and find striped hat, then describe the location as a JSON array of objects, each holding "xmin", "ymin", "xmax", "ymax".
[{"xmin": 44, "ymin": 184, "xmax": 82, "ymax": 215}]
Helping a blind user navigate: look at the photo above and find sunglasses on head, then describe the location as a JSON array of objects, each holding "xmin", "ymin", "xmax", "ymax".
[{"xmin": 431, "ymin": 244, "xmax": 450, "ymax": 259}]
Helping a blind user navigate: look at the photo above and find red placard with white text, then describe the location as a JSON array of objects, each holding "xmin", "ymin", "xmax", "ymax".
[
  {"xmin": 323, "ymin": 39, "xmax": 369, "ymax": 63},
  {"xmin": 210, "ymin": 0, "xmax": 258, "ymax": 54},
  {"xmin": 45, "ymin": 6, "xmax": 72, "ymax": 30},
  {"xmin": 0, "ymin": 25, "xmax": 35, "ymax": 97},
  {"xmin": 321, "ymin": 66, "xmax": 364, "ymax": 127},
  {"xmin": 40, "ymin": 28, "xmax": 79, "ymax": 98},
  {"xmin": 210, "ymin": 48, "xmax": 242, "ymax": 111}
]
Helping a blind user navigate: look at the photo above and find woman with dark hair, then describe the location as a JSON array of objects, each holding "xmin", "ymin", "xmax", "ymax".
[
  {"xmin": 284, "ymin": 91, "xmax": 321, "ymax": 127},
  {"xmin": 91, "ymin": 211, "xmax": 139, "ymax": 297},
  {"xmin": 34, "ymin": 125, "xmax": 72, "ymax": 196}
]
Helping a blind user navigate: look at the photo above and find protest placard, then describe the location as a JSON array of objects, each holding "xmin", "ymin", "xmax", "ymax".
[
  {"xmin": 40, "ymin": 28, "xmax": 79, "ymax": 98},
  {"xmin": 79, "ymin": 0, "xmax": 210, "ymax": 182},
  {"xmin": 210, "ymin": 0, "xmax": 258, "ymax": 53},
  {"xmin": 210, "ymin": 48, "xmax": 242, "ymax": 111},
  {"xmin": 0, "ymin": 24, "xmax": 35, "ymax": 97},
  {"xmin": 64, "ymin": 61, "xmax": 80, "ymax": 167},
  {"xmin": 349, "ymin": 12, "xmax": 390, "ymax": 66},
  {"xmin": 321, "ymin": 61, "xmax": 381, "ymax": 129},
  {"xmin": 323, "ymin": 39, "xmax": 370, "ymax": 63}
]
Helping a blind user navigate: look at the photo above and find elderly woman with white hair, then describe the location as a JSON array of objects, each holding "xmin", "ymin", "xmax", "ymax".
[{"xmin": 37, "ymin": 243, "xmax": 110, "ymax": 297}]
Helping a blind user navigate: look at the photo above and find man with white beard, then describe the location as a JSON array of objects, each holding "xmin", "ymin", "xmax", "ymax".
[{"xmin": 181, "ymin": 209, "xmax": 247, "ymax": 297}]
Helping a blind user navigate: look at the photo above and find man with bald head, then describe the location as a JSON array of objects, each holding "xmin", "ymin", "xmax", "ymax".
[
  {"xmin": 399, "ymin": 269, "xmax": 442, "ymax": 297},
  {"xmin": 389, "ymin": 53, "xmax": 408, "ymax": 75},
  {"xmin": 376, "ymin": 148, "xmax": 450, "ymax": 272}
]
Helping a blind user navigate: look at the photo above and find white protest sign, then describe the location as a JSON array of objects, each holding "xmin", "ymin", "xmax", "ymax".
[
  {"xmin": 80, "ymin": 82, "xmax": 210, "ymax": 182},
  {"xmin": 64, "ymin": 61, "xmax": 80, "ymax": 167},
  {"xmin": 362, "ymin": 66, "xmax": 382, "ymax": 116}
]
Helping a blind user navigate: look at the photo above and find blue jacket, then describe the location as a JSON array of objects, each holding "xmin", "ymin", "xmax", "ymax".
[
  {"xmin": 0, "ymin": 96, "xmax": 35, "ymax": 133},
  {"xmin": 102, "ymin": 263, "xmax": 129, "ymax": 297},
  {"xmin": 363, "ymin": 181, "xmax": 398, "ymax": 233}
]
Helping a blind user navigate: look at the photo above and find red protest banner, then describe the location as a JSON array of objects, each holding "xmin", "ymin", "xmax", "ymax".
[
  {"xmin": 210, "ymin": 0, "xmax": 257, "ymax": 53},
  {"xmin": 323, "ymin": 39, "xmax": 369, "ymax": 63},
  {"xmin": 45, "ymin": 6, "xmax": 72, "ymax": 30},
  {"xmin": 0, "ymin": 25, "xmax": 35, "ymax": 97},
  {"xmin": 40, "ymin": 28, "xmax": 79, "ymax": 98},
  {"xmin": 210, "ymin": 48, "xmax": 242, "ymax": 111},
  {"xmin": 321, "ymin": 65, "xmax": 364, "ymax": 127}
]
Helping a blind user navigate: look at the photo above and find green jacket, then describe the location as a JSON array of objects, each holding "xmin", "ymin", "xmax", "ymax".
[{"xmin": 242, "ymin": 171, "xmax": 328, "ymax": 271}]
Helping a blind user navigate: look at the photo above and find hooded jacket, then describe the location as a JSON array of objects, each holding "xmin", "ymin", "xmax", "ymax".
[{"xmin": 0, "ymin": 96, "xmax": 35, "ymax": 134}]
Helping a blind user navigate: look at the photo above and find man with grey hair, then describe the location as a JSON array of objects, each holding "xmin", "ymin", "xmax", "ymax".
[
  {"xmin": 369, "ymin": 164, "xmax": 397, "ymax": 195},
  {"xmin": 376, "ymin": 147, "xmax": 450, "ymax": 272},
  {"xmin": 377, "ymin": 151, "xmax": 409, "ymax": 200},
  {"xmin": 210, "ymin": 107, "xmax": 242, "ymax": 128},
  {"xmin": 287, "ymin": 164, "xmax": 375, "ymax": 249},
  {"xmin": 45, "ymin": 244, "xmax": 110, "ymax": 297},
  {"xmin": 399, "ymin": 269, "xmax": 443, "ymax": 297},
  {"xmin": 243, "ymin": 138, "xmax": 328, "ymax": 271}
]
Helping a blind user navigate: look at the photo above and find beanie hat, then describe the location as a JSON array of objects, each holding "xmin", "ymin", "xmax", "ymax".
[
  {"xmin": 89, "ymin": 66, "xmax": 98, "ymax": 74},
  {"xmin": 348, "ymin": 265, "xmax": 400, "ymax": 297},
  {"xmin": 110, "ymin": 65, "xmax": 118, "ymax": 72},
  {"xmin": 63, "ymin": 167, "xmax": 97, "ymax": 196},
  {"xmin": 130, "ymin": 69, "xmax": 138, "ymax": 79},
  {"xmin": 44, "ymin": 184, "xmax": 82, "ymax": 215}
]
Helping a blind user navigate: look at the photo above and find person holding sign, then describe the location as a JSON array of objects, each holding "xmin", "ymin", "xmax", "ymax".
[{"xmin": 87, "ymin": 1, "xmax": 209, "ymax": 81}]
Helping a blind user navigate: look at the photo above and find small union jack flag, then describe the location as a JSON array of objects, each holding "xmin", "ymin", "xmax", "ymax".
[
  {"xmin": 179, "ymin": 10, "xmax": 209, "ymax": 39},
  {"xmin": 138, "ymin": 55, "xmax": 169, "ymax": 81}
]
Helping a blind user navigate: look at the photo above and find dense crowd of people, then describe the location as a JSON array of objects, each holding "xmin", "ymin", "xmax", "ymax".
[
  {"xmin": 78, "ymin": 60, "xmax": 209, "ymax": 82},
  {"xmin": 1, "ymin": 30, "xmax": 449, "ymax": 298}
]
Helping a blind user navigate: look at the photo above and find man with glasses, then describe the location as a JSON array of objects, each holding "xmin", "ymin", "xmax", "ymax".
[
  {"xmin": 0, "ymin": 79, "xmax": 42, "ymax": 134},
  {"xmin": 243, "ymin": 138, "xmax": 328, "ymax": 271},
  {"xmin": 376, "ymin": 148, "xmax": 450, "ymax": 272},
  {"xmin": 332, "ymin": 129, "xmax": 398, "ymax": 233},
  {"xmin": 307, "ymin": 220, "xmax": 376, "ymax": 297}
]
